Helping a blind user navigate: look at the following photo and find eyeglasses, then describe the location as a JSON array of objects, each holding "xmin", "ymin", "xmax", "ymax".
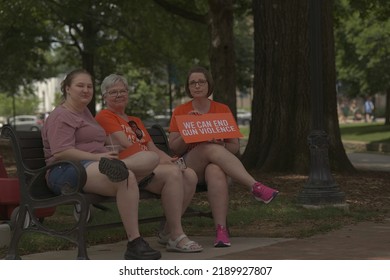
[
  {"xmin": 189, "ymin": 80, "xmax": 207, "ymax": 88},
  {"xmin": 106, "ymin": 89, "xmax": 128, "ymax": 97}
]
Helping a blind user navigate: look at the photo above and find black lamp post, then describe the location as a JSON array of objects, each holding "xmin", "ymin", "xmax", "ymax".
[{"xmin": 297, "ymin": 0, "xmax": 346, "ymax": 206}]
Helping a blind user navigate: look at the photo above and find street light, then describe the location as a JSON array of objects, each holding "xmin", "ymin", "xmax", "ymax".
[{"xmin": 297, "ymin": 0, "xmax": 346, "ymax": 207}]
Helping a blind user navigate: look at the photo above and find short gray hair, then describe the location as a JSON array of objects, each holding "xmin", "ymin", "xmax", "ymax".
[{"xmin": 100, "ymin": 74, "xmax": 129, "ymax": 95}]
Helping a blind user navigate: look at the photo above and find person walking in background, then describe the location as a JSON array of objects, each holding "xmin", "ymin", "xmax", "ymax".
[
  {"xmin": 96, "ymin": 74, "xmax": 203, "ymax": 253},
  {"xmin": 349, "ymin": 99, "xmax": 361, "ymax": 122},
  {"xmin": 339, "ymin": 98, "xmax": 349, "ymax": 124},
  {"xmin": 364, "ymin": 96, "xmax": 375, "ymax": 123},
  {"xmin": 41, "ymin": 69, "xmax": 161, "ymax": 260},
  {"xmin": 168, "ymin": 66, "xmax": 279, "ymax": 248}
]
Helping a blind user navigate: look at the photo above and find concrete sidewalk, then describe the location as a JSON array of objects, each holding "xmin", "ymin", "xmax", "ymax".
[
  {"xmin": 347, "ymin": 152, "xmax": 390, "ymax": 172},
  {"xmin": 18, "ymin": 216, "xmax": 390, "ymax": 260},
  {"xmin": 215, "ymin": 217, "xmax": 390, "ymax": 260},
  {"xmin": 20, "ymin": 236, "xmax": 293, "ymax": 260}
]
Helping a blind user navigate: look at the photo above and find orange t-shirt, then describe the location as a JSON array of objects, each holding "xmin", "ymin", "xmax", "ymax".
[
  {"xmin": 96, "ymin": 109, "xmax": 152, "ymax": 159},
  {"xmin": 169, "ymin": 99, "xmax": 232, "ymax": 132},
  {"xmin": 169, "ymin": 99, "xmax": 233, "ymax": 155}
]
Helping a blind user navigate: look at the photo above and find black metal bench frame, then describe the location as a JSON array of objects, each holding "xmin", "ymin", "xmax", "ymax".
[{"xmin": 1, "ymin": 123, "xmax": 211, "ymax": 260}]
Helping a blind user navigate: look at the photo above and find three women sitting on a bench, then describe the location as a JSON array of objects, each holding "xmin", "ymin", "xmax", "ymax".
[{"xmin": 42, "ymin": 69, "xmax": 202, "ymax": 261}]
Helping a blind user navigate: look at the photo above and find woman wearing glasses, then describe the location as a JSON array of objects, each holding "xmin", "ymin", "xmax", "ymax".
[
  {"xmin": 168, "ymin": 66, "xmax": 279, "ymax": 248},
  {"xmin": 95, "ymin": 74, "xmax": 203, "ymax": 253}
]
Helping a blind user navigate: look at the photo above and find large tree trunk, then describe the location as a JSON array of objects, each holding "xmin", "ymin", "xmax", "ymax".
[
  {"xmin": 322, "ymin": 0, "xmax": 354, "ymax": 172},
  {"xmin": 208, "ymin": 0, "xmax": 237, "ymax": 116},
  {"xmin": 81, "ymin": 19, "xmax": 98, "ymax": 116},
  {"xmin": 82, "ymin": 51, "xmax": 96, "ymax": 115},
  {"xmin": 385, "ymin": 88, "xmax": 390, "ymax": 125},
  {"xmin": 242, "ymin": 0, "xmax": 354, "ymax": 173}
]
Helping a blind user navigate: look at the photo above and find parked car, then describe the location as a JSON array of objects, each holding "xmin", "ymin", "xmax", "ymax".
[
  {"xmin": 237, "ymin": 109, "xmax": 252, "ymax": 126},
  {"xmin": 7, "ymin": 115, "xmax": 44, "ymax": 131},
  {"xmin": 0, "ymin": 116, "xmax": 6, "ymax": 128}
]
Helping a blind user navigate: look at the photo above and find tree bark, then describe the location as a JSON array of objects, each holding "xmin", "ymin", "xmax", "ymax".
[
  {"xmin": 208, "ymin": 0, "xmax": 237, "ymax": 116},
  {"xmin": 242, "ymin": 0, "xmax": 354, "ymax": 173},
  {"xmin": 81, "ymin": 19, "xmax": 98, "ymax": 116},
  {"xmin": 385, "ymin": 88, "xmax": 390, "ymax": 125},
  {"xmin": 321, "ymin": 0, "xmax": 354, "ymax": 172}
]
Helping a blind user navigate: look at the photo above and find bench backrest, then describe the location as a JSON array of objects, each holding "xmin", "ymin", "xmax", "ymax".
[
  {"xmin": 147, "ymin": 124, "xmax": 172, "ymax": 155},
  {"xmin": 1, "ymin": 123, "xmax": 170, "ymax": 175},
  {"xmin": 1, "ymin": 126, "xmax": 49, "ymax": 199},
  {"xmin": 1, "ymin": 124, "xmax": 170, "ymax": 199},
  {"xmin": 10, "ymin": 130, "xmax": 46, "ymax": 170}
]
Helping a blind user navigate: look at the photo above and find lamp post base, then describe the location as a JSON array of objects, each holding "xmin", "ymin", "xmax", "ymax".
[
  {"xmin": 297, "ymin": 130, "xmax": 346, "ymax": 206},
  {"xmin": 297, "ymin": 182, "xmax": 346, "ymax": 205}
]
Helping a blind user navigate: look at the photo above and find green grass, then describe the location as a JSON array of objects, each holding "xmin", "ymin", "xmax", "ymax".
[
  {"xmin": 339, "ymin": 122, "xmax": 390, "ymax": 143},
  {"xmin": 239, "ymin": 126, "xmax": 249, "ymax": 138},
  {"xmin": 239, "ymin": 122, "xmax": 390, "ymax": 143}
]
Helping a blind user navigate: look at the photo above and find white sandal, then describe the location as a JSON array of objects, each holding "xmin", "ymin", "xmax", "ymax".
[{"xmin": 166, "ymin": 234, "xmax": 203, "ymax": 253}]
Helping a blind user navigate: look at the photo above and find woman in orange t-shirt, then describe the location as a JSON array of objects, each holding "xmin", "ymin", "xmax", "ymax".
[
  {"xmin": 169, "ymin": 66, "xmax": 279, "ymax": 248},
  {"xmin": 96, "ymin": 74, "xmax": 202, "ymax": 253}
]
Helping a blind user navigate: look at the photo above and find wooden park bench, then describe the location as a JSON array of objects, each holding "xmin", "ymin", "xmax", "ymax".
[{"xmin": 0, "ymin": 123, "xmax": 211, "ymax": 260}]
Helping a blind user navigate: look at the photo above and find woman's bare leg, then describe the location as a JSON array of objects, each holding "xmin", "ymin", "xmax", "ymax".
[
  {"xmin": 83, "ymin": 162, "xmax": 141, "ymax": 240},
  {"xmin": 204, "ymin": 164, "xmax": 229, "ymax": 228},
  {"xmin": 185, "ymin": 143, "xmax": 256, "ymax": 188},
  {"xmin": 122, "ymin": 151, "xmax": 159, "ymax": 178}
]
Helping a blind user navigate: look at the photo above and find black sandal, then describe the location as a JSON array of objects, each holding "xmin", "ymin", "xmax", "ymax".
[{"xmin": 99, "ymin": 158, "xmax": 129, "ymax": 182}]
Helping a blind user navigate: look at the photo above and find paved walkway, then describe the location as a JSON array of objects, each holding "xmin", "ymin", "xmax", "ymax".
[
  {"xmin": 5, "ymin": 152, "xmax": 390, "ymax": 260},
  {"xmin": 19, "ymin": 216, "xmax": 390, "ymax": 260},
  {"xmin": 347, "ymin": 152, "xmax": 390, "ymax": 172},
  {"xmin": 20, "ymin": 236, "xmax": 293, "ymax": 260}
]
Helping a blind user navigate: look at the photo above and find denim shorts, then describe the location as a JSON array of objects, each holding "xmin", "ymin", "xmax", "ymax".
[{"xmin": 47, "ymin": 160, "xmax": 93, "ymax": 195}]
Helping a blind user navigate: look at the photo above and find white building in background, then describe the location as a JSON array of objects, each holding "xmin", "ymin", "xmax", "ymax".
[{"xmin": 34, "ymin": 77, "xmax": 62, "ymax": 114}]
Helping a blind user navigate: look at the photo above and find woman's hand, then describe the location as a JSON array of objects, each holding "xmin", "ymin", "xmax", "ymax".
[
  {"xmin": 54, "ymin": 148, "xmax": 119, "ymax": 162},
  {"xmin": 171, "ymin": 156, "xmax": 187, "ymax": 170},
  {"xmin": 97, "ymin": 151, "xmax": 119, "ymax": 160}
]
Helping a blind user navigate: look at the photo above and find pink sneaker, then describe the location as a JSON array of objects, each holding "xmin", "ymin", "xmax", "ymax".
[
  {"xmin": 252, "ymin": 182, "xmax": 279, "ymax": 204},
  {"xmin": 214, "ymin": 224, "xmax": 231, "ymax": 247}
]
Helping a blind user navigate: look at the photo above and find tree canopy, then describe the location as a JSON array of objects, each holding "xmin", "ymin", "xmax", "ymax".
[
  {"xmin": 335, "ymin": 0, "xmax": 390, "ymax": 96},
  {"xmin": 0, "ymin": 0, "xmax": 53, "ymax": 93},
  {"xmin": 0, "ymin": 0, "xmax": 388, "ymax": 173}
]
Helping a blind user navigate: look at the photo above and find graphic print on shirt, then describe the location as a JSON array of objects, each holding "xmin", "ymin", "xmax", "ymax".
[{"xmin": 121, "ymin": 122, "xmax": 148, "ymax": 152}]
